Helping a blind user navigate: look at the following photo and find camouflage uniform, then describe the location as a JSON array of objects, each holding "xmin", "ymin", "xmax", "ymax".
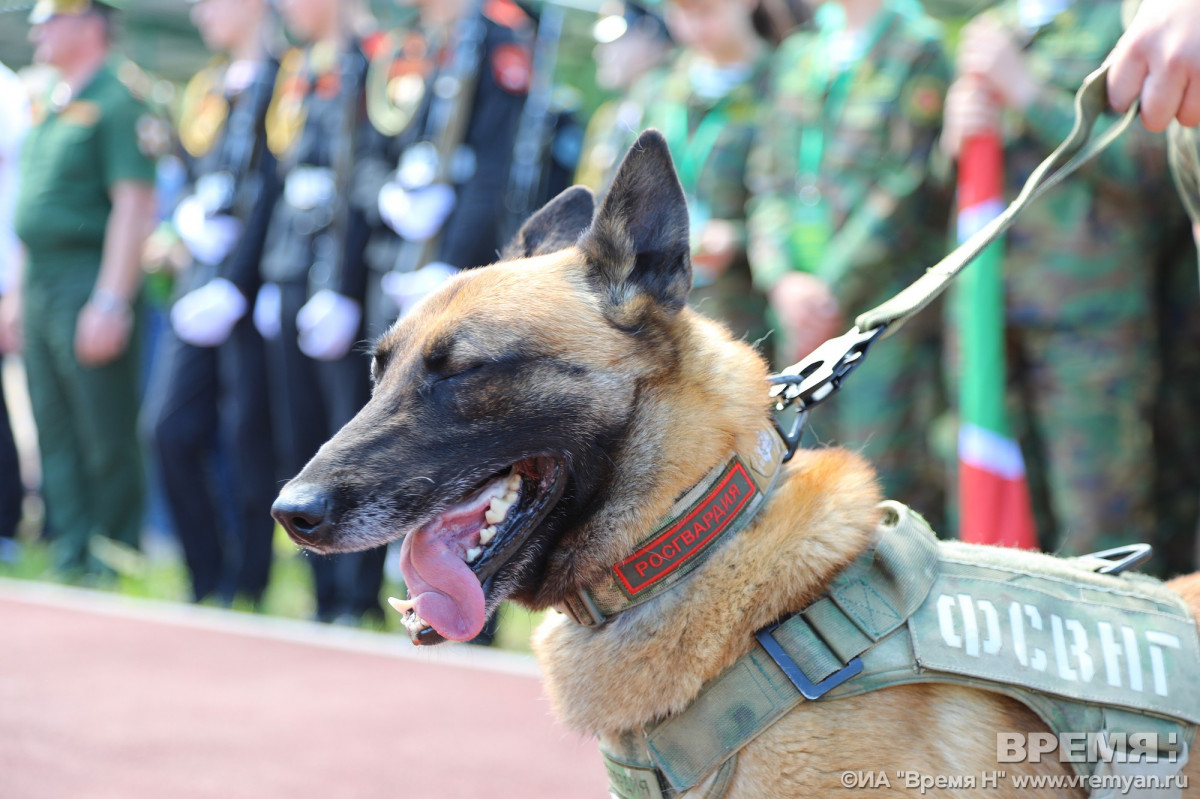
[
  {"xmin": 1170, "ymin": 124, "xmax": 1200, "ymax": 234},
  {"xmin": 601, "ymin": 49, "xmax": 773, "ymax": 351},
  {"xmin": 1158, "ymin": 124, "xmax": 1200, "ymax": 574},
  {"xmin": 959, "ymin": 0, "xmax": 1186, "ymax": 556},
  {"xmin": 746, "ymin": 0, "xmax": 952, "ymax": 527}
]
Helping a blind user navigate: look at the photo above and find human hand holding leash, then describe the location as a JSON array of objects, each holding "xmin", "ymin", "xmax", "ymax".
[{"xmin": 1107, "ymin": 0, "xmax": 1200, "ymax": 129}]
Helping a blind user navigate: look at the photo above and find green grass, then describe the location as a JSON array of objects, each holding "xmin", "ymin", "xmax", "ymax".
[{"xmin": 0, "ymin": 526, "xmax": 548, "ymax": 655}]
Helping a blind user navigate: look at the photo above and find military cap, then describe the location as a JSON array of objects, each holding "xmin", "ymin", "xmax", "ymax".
[
  {"xmin": 28, "ymin": 0, "xmax": 121, "ymax": 24},
  {"xmin": 592, "ymin": 1, "xmax": 671, "ymax": 44}
]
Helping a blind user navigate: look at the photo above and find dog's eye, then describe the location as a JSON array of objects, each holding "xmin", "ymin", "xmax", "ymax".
[{"xmin": 431, "ymin": 362, "xmax": 485, "ymax": 384}]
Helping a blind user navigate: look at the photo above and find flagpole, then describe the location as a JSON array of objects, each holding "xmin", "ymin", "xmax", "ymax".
[{"xmin": 955, "ymin": 132, "xmax": 1038, "ymax": 548}]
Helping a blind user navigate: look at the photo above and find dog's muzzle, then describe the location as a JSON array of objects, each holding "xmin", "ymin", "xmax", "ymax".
[{"xmin": 272, "ymin": 484, "xmax": 335, "ymax": 548}]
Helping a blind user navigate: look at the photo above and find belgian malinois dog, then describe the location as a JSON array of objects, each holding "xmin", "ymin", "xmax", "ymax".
[{"xmin": 272, "ymin": 131, "xmax": 1200, "ymax": 797}]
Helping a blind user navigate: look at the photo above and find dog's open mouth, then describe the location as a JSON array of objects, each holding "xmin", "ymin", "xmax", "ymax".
[{"xmin": 391, "ymin": 456, "xmax": 565, "ymax": 644}]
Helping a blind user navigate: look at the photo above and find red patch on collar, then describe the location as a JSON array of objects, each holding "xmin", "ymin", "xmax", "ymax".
[
  {"xmin": 491, "ymin": 42, "xmax": 531, "ymax": 95},
  {"xmin": 614, "ymin": 461, "xmax": 757, "ymax": 596}
]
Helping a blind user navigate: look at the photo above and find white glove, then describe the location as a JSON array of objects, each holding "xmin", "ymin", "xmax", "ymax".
[
  {"xmin": 296, "ymin": 289, "xmax": 362, "ymax": 361},
  {"xmin": 173, "ymin": 194, "xmax": 242, "ymax": 266},
  {"xmin": 253, "ymin": 283, "xmax": 282, "ymax": 341},
  {"xmin": 378, "ymin": 182, "xmax": 457, "ymax": 242},
  {"xmin": 170, "ymin": 278, "xmax": 248, "ymax": 347},
  {"xmin": 381, "ymin": 261, "xmax": 460, "ymax": 318}
]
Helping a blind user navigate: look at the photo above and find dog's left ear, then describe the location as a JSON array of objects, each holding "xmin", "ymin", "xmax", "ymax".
[
  {"xmin": 579, "ymin": 129, "xmax": 692, "ymax": 324},
  {"xmin": 502, "ymin": 185, "xmax": 596, "ymax": 260}
]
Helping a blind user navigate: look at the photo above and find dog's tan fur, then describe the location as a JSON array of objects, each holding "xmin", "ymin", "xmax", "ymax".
[{"xmin": 276, "ymin": 132, "xmax": 1200, "ymax": 798}]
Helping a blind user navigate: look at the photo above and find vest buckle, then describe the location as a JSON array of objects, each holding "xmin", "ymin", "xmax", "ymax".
[{"xmin": 755, "ymin": 622, "xmax": 864, "ymax": 700}]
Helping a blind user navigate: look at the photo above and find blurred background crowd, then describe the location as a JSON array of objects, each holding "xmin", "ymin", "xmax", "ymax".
[{"xmin": 0, "ymin": 0, "xmax": 1197, "ymax": 646}]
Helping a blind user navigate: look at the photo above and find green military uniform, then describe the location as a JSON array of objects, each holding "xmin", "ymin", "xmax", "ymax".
[
  {"xmin": 746, "ymin": 0, "xmax": 951, "ymax": 527},
  {"xmin": 14, "ymin": 56, "xmax": 159, "ymax": 575},
  {"xmin": 963, "ymin": 0, "xmax": 1186, "ymax": 557},
  {"xmin": 575, "ymin": 95, "xmax": 649, "ymax": 196},
  {"xmin": 631, "ymin": 50, "xmax": 772, "ymax": 350},
  {"xmin": 598, "ymin": 49, "xmax": 772, "ymax": 351},
  {"xmin": 1158, "ymin": 123, "xmax": 1200, "ymax": 574},
  {"xmin": 1169, "ymin": 124, "xmax": 1200, "ymax": 235}
]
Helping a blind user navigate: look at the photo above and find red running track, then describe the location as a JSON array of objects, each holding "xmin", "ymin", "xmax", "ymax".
[{"xmin": 0, "ymin": 580, "xmax": 607, "ymax": 799}]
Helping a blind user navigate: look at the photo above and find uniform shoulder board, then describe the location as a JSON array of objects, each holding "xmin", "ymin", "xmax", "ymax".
[
  {"xmin": 178, "ymin": 59, "xmax": 229, "ymax": 158},
  {"xmin": 484, "ymin": 0, "xmax": 532, "ymax": 31},
  {"xmin": 490, "ymin": 41, "xmax": 532, "ymax": 95},
  {"xmin": 265, "ymin": 47, "xmax": 309, "ymax": 157}
]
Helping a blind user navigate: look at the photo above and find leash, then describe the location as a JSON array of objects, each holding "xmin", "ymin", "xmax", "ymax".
[{"xmin": 767, "ymin": 65, "xmax": 1140, "ymax": 460}]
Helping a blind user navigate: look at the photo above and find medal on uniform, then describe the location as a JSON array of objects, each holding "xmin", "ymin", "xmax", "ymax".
[
  {"xmin": 366, "ymin": 30, "xmax": 429, "ymax": 137},
  {"xmin": 265, "ymin": 49, "xmax": 310, "ymax": 157},
  {"xmin": 179, "ymin": 65, "xmax": 229, "ymax": 158}
]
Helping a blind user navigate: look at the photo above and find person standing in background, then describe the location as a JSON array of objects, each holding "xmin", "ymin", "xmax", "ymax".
[
  {"xmin": 574, "ymin": 2, "xmax": 674, "ymax": 193},
  {"xmin": 6, "ymin": 0, "xmax": 160, "ymax": 580},
  {"xmin": 942, "ymin": 0, "xmax": 1186, "ymax": 557},
  {"xmin": 363, "ymin": 0, "xmax": 534, "ymax": 332},
  {"xmin": 0, "ymin": 60, "xmax": 30, "ymax": 559},
  {"xmin": 747, "ymin": 0, "xmax": 951, "ymax": 526},
  {"xmin": 140, "ymin": 0, "xmax": 280, "ymax": 606},
  {"xmin": 614, "ymin": 0, "xmax": 776, "ymax": 351},
  {"xmin": 256, "ymin": 0, "xmax": 386, "ymax": 624}
]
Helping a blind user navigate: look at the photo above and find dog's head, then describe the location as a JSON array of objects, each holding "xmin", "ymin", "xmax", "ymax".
[{"xmin": 273, "ymin": 130, "xmax": 765, "ymax": 644}]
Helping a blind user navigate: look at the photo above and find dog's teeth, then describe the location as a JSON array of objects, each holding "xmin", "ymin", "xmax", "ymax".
[
  {"xmin": 401, "ymin": 610, "xmax": 431, "ymax": 635},
  {"xmin": 479, "ymin": 525, "xmax": 497, "ymax": 545},
  {"xmin": 502, "ymin": 489, "xmax": 518, "ymax": 503},
  {"xmin": 466, "ymin": 547, "xmax": 482, "ymax": 563},
  {"xmin": 505, "ymin": 473, "xmax": 521, "ymax": 491},
  {"xmin": 485, "ymin": 496, "xmax": 513, "ymax": 525},
  {"xmin": 387, "ymin": 596, "xmax": 415, "ymax": 614}
]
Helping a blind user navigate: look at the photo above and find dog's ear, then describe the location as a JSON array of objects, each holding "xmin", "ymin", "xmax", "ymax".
[
  {"xmin": 579, "ymin": 129, "xmax": 692, "ymax": 324},
  {"xmin": 502, "ymin": 185, "xmax": 596, "ymax": 260}
]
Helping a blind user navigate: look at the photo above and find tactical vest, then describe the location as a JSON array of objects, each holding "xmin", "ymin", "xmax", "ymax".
[{"xmin": 602, "ymin": 502, "xmax": 1200, "ymax": 799}]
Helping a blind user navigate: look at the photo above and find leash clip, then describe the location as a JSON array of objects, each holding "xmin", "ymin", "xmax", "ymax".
[{"xmin": 766, "ymin": 325, "xmax": 886, "ymax": 460}]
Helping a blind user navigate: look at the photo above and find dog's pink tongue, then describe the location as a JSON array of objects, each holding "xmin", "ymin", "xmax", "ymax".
[{"xmin": 399, "ymin": 528, "xmax": 486, "ymax": 641}]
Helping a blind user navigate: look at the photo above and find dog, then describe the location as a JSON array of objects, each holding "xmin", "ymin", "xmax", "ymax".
[{"xmin": 272, "ymin": 130, "xmax": 1200, "ymax": 797}]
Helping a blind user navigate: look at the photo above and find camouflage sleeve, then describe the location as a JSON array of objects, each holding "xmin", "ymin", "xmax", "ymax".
[
  {"xmin": 745, "ymin": 38, "xmax": 806, "ymax": 293},
  {"xmin": 1018, "ymin": 5, "xmax": 1166, "ymax": 187},
  {"xmin": 1168, "ymin": 122, "xmax": 1200, "ymax": 229},
  {"xmin": 818, "ymin": 41, "xmax": 952, "ymax": 309}
]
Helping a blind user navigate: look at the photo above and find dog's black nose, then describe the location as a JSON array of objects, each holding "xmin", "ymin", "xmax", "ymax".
[{"xmin": 272, "ymin": 486, "xmax": 333, "ymax": 546}]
